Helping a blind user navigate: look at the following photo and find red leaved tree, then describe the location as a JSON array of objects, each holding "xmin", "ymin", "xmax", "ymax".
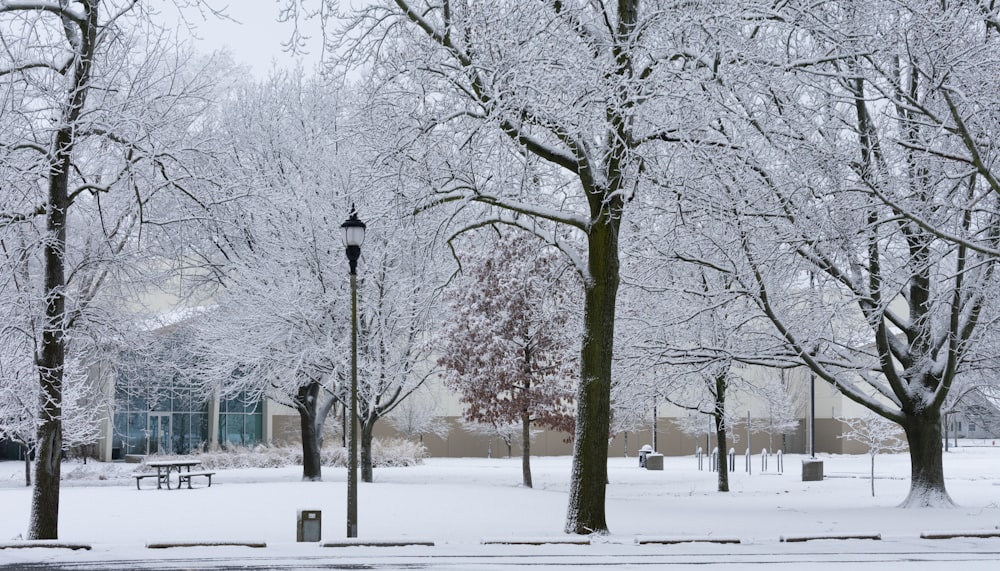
[{"xmin": 438, "ymin": 233, "xmax": 577, "ymax": 488}]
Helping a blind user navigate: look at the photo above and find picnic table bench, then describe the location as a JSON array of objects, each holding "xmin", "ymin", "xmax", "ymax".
[
  {"xmin": 177, "ymin": 470, "xmax": 215, "ymax": 489},
  {"xmin": 133, "ymin": 459, "xmax": 214, "ymax": 490}
]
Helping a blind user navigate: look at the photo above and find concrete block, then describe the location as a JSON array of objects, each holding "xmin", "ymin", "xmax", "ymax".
[
  {"xmin": 645, "ymin": 453, "xmax": 664, "ymax": 471},
  {"xmin": 802, "ymin": 459, "xmax": 824, "ymax": 481}
]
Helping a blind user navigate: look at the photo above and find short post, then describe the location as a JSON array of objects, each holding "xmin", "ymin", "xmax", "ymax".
[
  {"xmin": 728, "ymin": 448, "xmax": 735, "ymax": 467},
  {"xmin": 761, "ymin": 448, "xmax": 768, "ymax": 472},
  {"xmin": 802, "ymin": 458, "xmax": 824, "ymax": 481},
  {"xmin": 711, "ymin": 447, "xmax": 719, "ymax": 472},
  {"xmin": 645, "ymin": 453, "xmax": 664, "ymax": 471},
  {"xmin": 696, "ymin": 447, "xmax": 703, "ymax": 471},
  {"xmin": 776, "ymin": 450, "xmax": 784, "ymax": 473},
  {"xmin": 746, "ymin": 410, "xmax": 751, "ymax": 473}
]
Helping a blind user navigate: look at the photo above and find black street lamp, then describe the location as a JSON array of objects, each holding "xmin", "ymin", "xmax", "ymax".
[{"xmin": 341, "ymin": 206, "xmax": 365, "ymax": 538}]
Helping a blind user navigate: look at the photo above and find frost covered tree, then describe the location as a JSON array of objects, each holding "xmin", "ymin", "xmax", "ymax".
[
  {"xmin": 385, "ymin": 389, "xmax": 450, "ymax": 444},
  {"xmin": 838, "ymin": 414, "xmax": 906, "ymax": 497},
  {"xmin": 351, "ymin": 227, "xmax": 442, "ymax": 483},
  {"xmin": 608, "ymin": 378, "xmax": 653, "ymax": 457},
  {"xmin": 0, "ymin": 346, "xmax": 35, "ymax": 485},
  {"xmin": 621, "ymin": 223, "xmax": 794, "ymax": 492},
  {"xmin": 667, "ymin": 367, "xmax": 737, "ymax": 492},
  {"xmin": 0, "ymin": 0, "xmax": 227, "ymax": 538},
  {"xmin": 674, "ymin": 0, "xmax": 1000, "ymax": 507},
  {"xmin": 190, "ymin": 70, "xmax": 350, "ymax": 482},
  {"xmin": 623, "ymin": 270, "xmax": 744, "ymax": 492},
  {"xmin": 458, "ymin": 418, "xmax": 521, "ymax": 459},
  {"xmin": 749, "ymin": 372, "xmax": 803, "ymax": 455},
  {"xmin": 193, "ymin": 69, "xmax": 442, "ymax": 483},
  {"xmin": 438, "ymin": 232, "xmax": 577, "ymax": 488}
]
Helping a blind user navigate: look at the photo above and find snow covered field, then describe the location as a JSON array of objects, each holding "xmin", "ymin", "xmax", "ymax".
[{"xmin": 2, "ymin": 448, "xmax": 1000, "ymax": 569}]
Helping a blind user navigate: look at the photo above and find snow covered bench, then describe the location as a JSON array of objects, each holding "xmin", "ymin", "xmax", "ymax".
[
  {"xmin": 132, "ymin": 472, "xmax": 162, "ymax": 490},
  {"xmin": 177, "ymin": 470, "xmax": 215, "ymax": 489}
]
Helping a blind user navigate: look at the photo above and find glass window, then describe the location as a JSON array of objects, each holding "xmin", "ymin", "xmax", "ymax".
[
  {"xmin": 112, "ymin": 344, "xmax": 212, "ymax": 456},
  {"xmin": 218, "ymin": 392, "xmax": 263, "ymax": 448},
  {"xmin": 127, "ymin": 412, "xmax": 147, "ymax": 454},
  {"xmin": 246, "ymin": 413, "xmax": 262, "ymax": 444}
]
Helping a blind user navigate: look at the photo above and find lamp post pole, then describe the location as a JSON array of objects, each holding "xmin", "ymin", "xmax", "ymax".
[
  {"xmin": 348, "ymin": 267, "xmax": 358, "ymax": 538},
  {"xmin": 342, "ymin": 207, "xmax": 366, "ymax": 539}
]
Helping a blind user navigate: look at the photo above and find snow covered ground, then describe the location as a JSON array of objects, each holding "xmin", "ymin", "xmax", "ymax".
[{"xmin": 2, "ymin": 448, "xmax": 1000, "ymax": 569}]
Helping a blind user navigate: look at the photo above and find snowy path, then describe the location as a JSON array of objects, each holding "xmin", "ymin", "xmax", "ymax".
[{"xmin": 4, "ymin": 541, "xmax": 1000, "ymax": 570}]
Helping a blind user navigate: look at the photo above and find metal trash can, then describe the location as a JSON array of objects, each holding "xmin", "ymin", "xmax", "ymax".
[
  {"xmin": 297, "ymin": 509, "xmax": 322, "ymax": 542},
  {"xmin": 638, "ymin": 444, "xmax": 653, "ymax": 467}
]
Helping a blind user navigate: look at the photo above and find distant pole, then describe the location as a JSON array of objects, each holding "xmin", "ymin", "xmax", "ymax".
[
  {"xmin": 747, "ymin": 410, "xmax": 751, "ymax": 475},
  {"xmin": 809, "ymin": 373, "xmax": 816, "ymax": 458},
  {"xmin": 652, "ymin": 402, "xmax": 658, "ymax": 453},
  {"xmin": 706, "ymin": 414, "xmax": 712, "ymax": 456},
  {"xmin": 943, "ymin": 414, "xmax": 949, "ymax": 452}
]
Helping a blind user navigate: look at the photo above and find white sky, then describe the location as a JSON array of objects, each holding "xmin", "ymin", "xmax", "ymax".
[{"xmin": 155, "ymin": 1, "xmax": 326, "ymax": 77}]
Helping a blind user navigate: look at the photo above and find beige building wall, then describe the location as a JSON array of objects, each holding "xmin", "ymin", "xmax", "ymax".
[
  {"xmin": 261, "ymin": 359, "xmax": 897, "ymax": 458},
  {"xmin": 267, "ymin": 412, "xmax": 871, "ymax": 458}
]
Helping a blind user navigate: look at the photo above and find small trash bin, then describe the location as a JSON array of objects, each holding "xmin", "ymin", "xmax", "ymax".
[
  {"xmin": 645, "ymin": 453, "xmax": 664, "ymax": 471},
  {"xmin": 297, "ymin": 509, "xmax": 322, "ymax": 542},
  {"xmin": 802, "ymin": 459, "xmax": 824, "ymax": 482},
  {"xmin": 638, "ymin": 444, "xmax": 653, "ymax": 468}
]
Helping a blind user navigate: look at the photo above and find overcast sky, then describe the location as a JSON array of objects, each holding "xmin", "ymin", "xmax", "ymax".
[{"xmin": 158, "ymin": 1, "xmax": 325, "ymax": 77}]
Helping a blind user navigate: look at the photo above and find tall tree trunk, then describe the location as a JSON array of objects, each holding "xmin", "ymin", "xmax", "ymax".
[
  {"xmin": 27, "ymin": 0, "xmax": 99, "ymax": 541},
  {"xmin": 30, "ymin": 122, "xmax": 72, "ymax": 542},
  {"xmin": 565, "ymin": 218, "xmax": 620, "ymax": 535},
  {"xmin": 714, "ymin": 375, "xmax": 729, "ymax": 493},
  {"xmin": 361, "ymin": 421, "xmax": 375, "ymax": 483},
  {"xmin": 31, "ymin": 179, "xmax": 67, "ymax": 537},
  {"xmin": 296, "ymin": 383, "xmax": 323, "ymax": 482},
  {"xmin": 899, "ymin": 411, "xmax": 953, "ymax": 507},
  {"xmin": 521, "ymin": 410, "xmax": 532, "ymax": 488}
]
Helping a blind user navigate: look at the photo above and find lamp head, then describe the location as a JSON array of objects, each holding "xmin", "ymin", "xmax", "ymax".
[
  {"xmin": 341, "ymin": 205, "xmax": 366, "ymax": 247},
  {"xmin": 341, "ymin": 205, "xmax": 366, "ymax": 275}
]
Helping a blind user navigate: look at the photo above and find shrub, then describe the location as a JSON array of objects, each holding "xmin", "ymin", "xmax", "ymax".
[
  {"xmin": 186, "ymin": 439, "xmax": 426, "ymax": 470},
  {"xmin": 372, "ymin": 438, "xmax": 427, "ymax": 467}
]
